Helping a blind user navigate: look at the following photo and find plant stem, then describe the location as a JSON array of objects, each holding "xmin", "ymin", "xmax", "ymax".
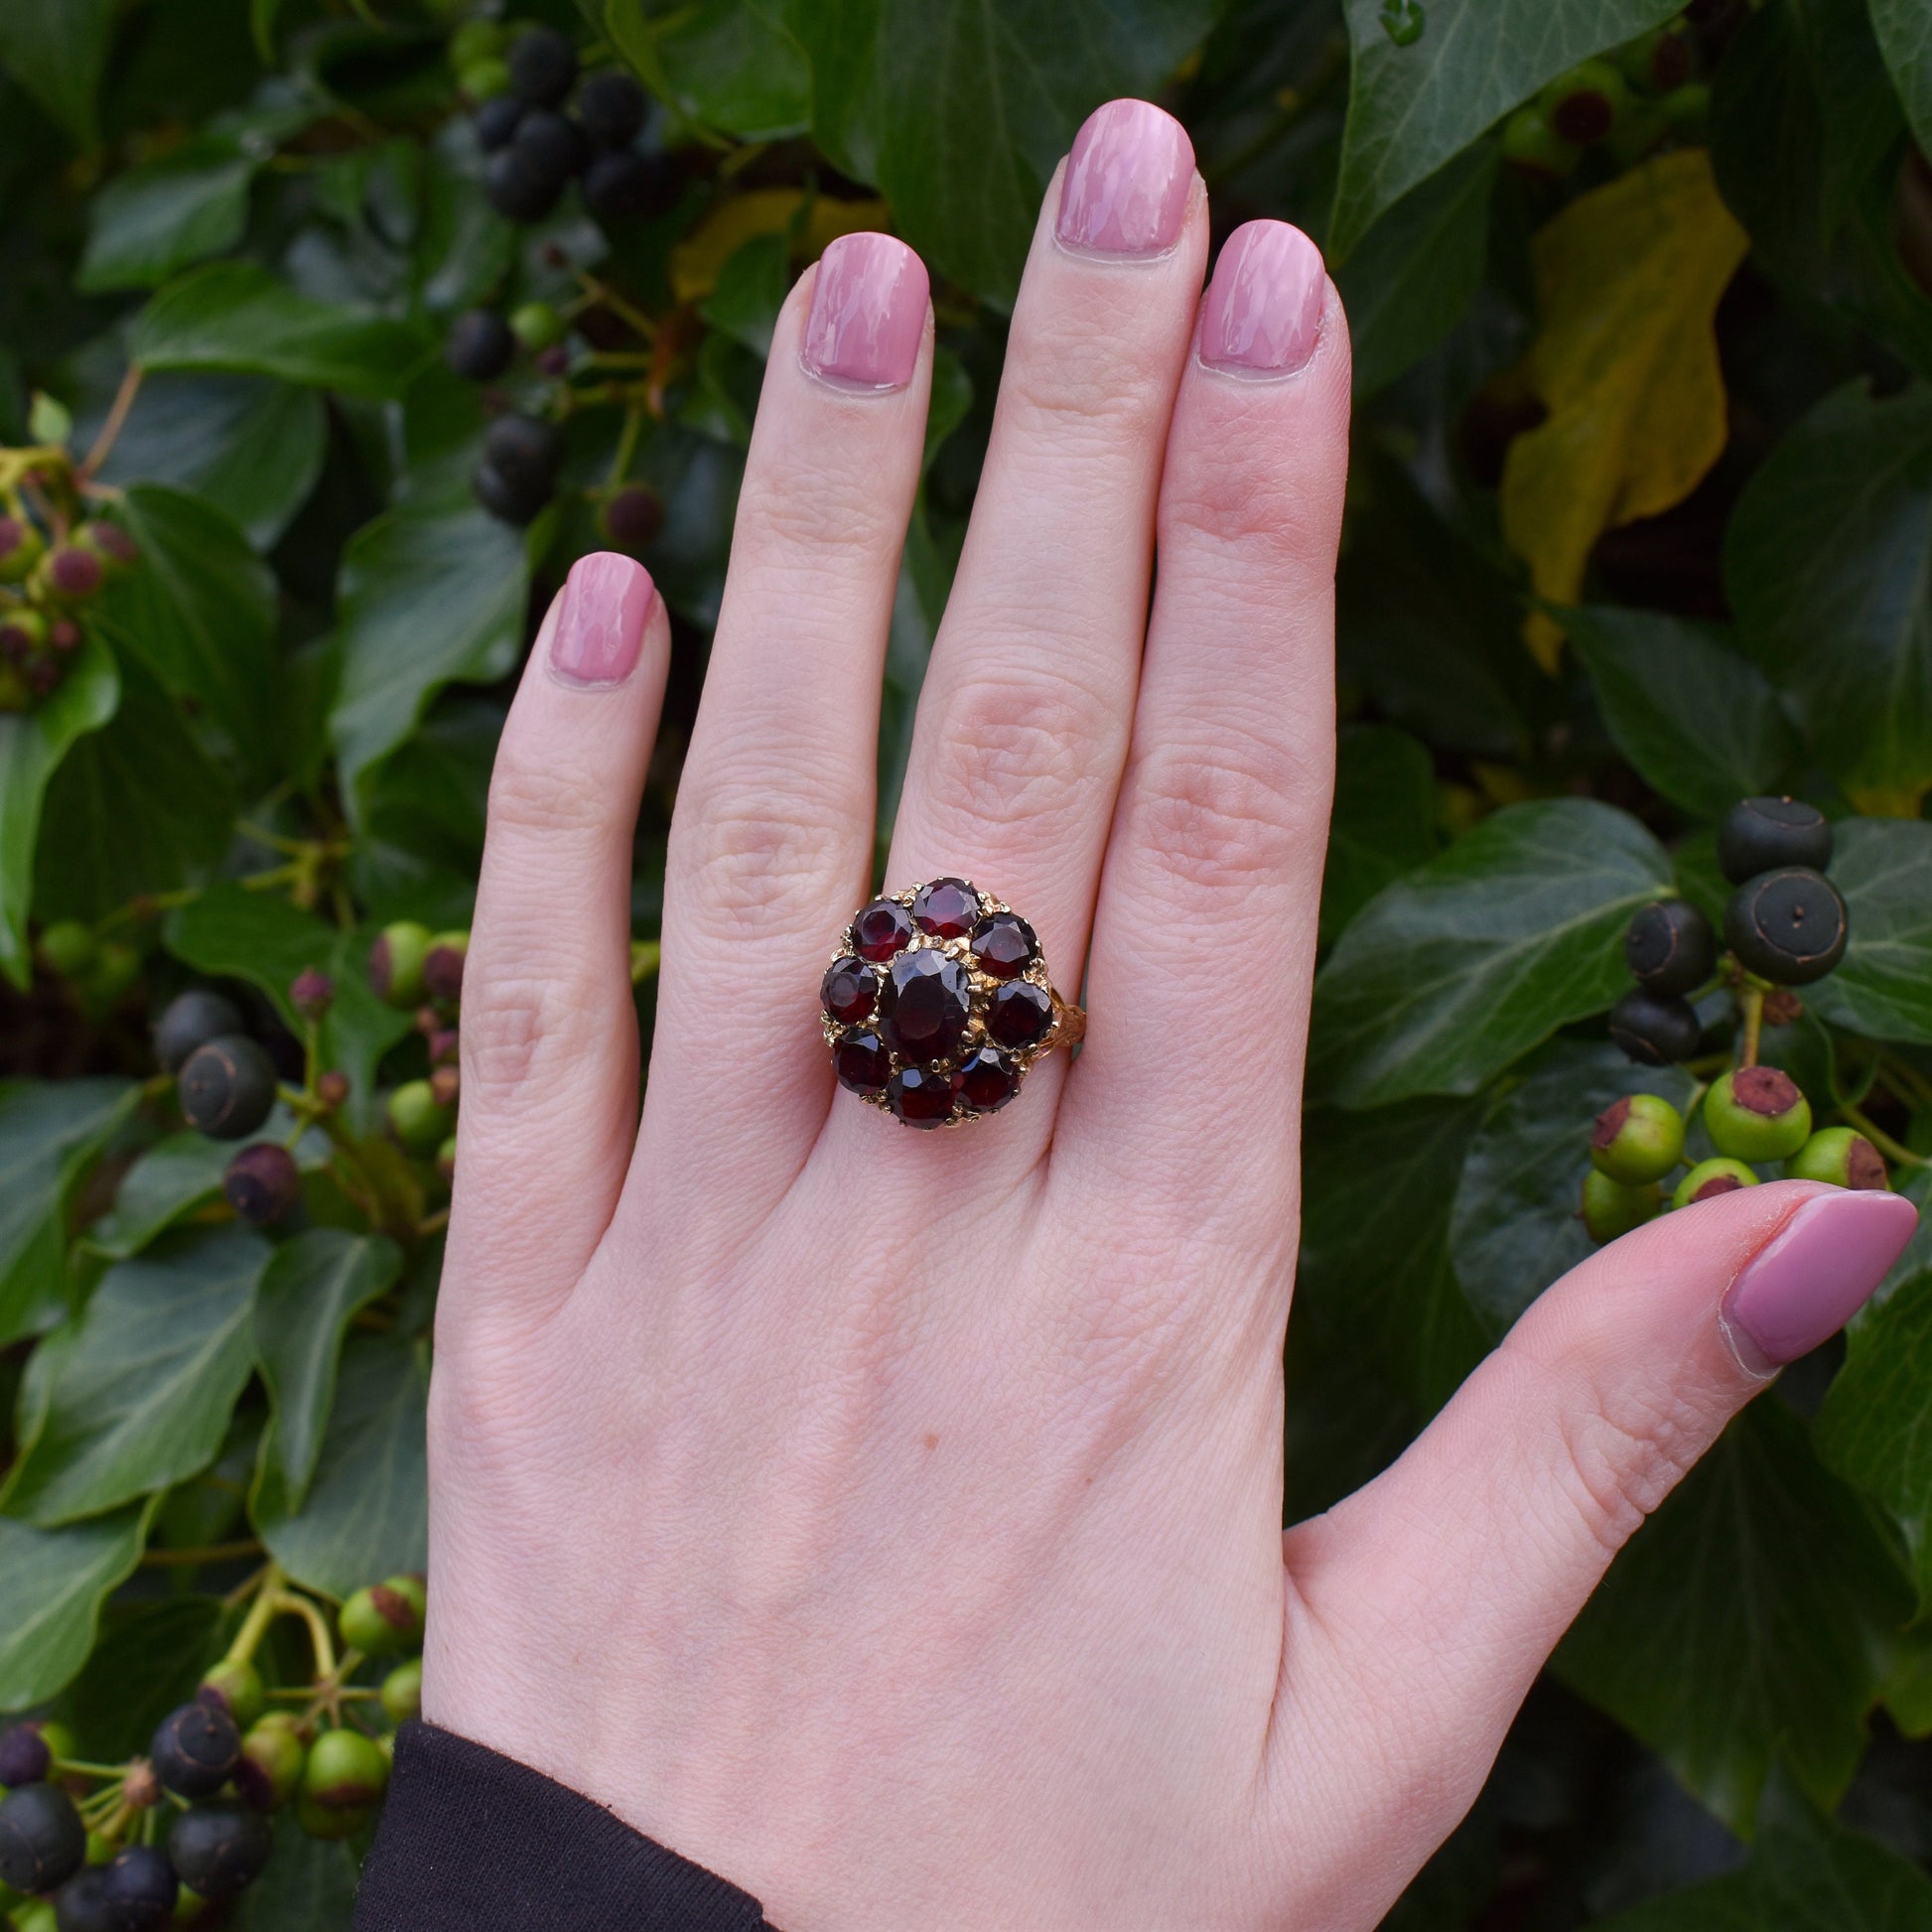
[
  {"xmin": 225, "ymin": 1563, "xmax": 286, "ymax": 1664},
  {"xmin": 1738, "ymin": 983, "xmax": 1765, "ymax": 1068},
  {"xmin": 80, "ymin": 364, "xmax": 143, "ymax": 481},
  {"xmin": 609, "ymin": 400, "xmax": 644, "ymax": 486},
  {"xmin": 140, "ymin": 1539, "xmax": 262, "ymax": 1568},
  {"xmin": 272, "ymin": 1588, "xmax": 338, "ymax": 1680}
]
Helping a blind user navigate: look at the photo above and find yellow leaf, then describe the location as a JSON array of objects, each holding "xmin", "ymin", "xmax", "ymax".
[
  {"xmin": 1501, "ymin": 148, "xmax": 1748, "ymax": 671},
  {"xmin": 669, "ymin": 189, "xmax": 894, "ymax": 305}
]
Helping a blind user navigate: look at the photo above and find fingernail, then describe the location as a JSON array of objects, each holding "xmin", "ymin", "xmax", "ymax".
[
  {"xmin": 549, "ymin": 551, "xmax": 653, "ymax": 688},
  {"xmin": 799, "ymin": 232, "xmax": 928, "ymax": 391},
  {"xmin": 1720, "ymin": 1190, "xmax": 1918, "ymax": 1376},
  {"xmin": 1198, "ymin": 220, "xmax": 1326, "ymax": 378},
  {"xmin": 1055, "ymin": 98, "xmax": 1194, "ymax": 258}
]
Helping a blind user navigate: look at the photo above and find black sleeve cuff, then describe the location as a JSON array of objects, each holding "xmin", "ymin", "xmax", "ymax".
[{"xmin": 353, "ymin": 1722, "xmax": 771, "ymax": 1931}]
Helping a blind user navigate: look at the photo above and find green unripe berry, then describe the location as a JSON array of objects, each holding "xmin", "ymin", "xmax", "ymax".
[
  {"xmin": 1617, "ymin": 21, "xmax": 1695, "ymax": 93},
  {"xmin": 1542, "ymin": 58, "xmax": 1632, "ymax": 144},
  {"xmin": 423, "ymin": 929, "xmax": 469, "ymax": 1006},
  {"xmin": 509, "ymin": 301, "xmax": 564, "ymax": 351},
  {"xmin": 76, "ymin": 521, "xmax": 138, "ymax": 578},
  {"xmin": 1582, "ymin": 1170, "xmax": 1660, "ymax": 1244},
  {"xmin": 1705, "ymin": 1066, "xmax": 1812, "ymax": 1163},
  {"xmin": 1662, "ymin": 80, "xmax": 1710, "ymax": 136},
  {"xmin": 234, "ymin": 1717, "xmax": 305, "ymax": 1813},
  {"xmin": 339, "ymin": 1575, "xmax": 426, "ymax": 1654},
  {"xmin": 36, "ymin": 919, "xmax": 95, "ymax": 979},
  {"xmin": 198, "ymin": 1659, "xmax": 264, "ymax": 1730},
  {"xmin": 88, "ymin": 940, "xmax": 141, "ymax": 1007},
  {"xmin": 295, "ymin": 1792, "xmax": 370, "ymax": 1840},
  {"xmin": 380, "ymin": 1658, "xmax": 423, "ymax": 1725},
  {"xmin": 369, "ymin": 921, "xmax": 432, "ymax": 1009},
  {"xmin": 387, "ymin": 1080, "xmax": 451, "ymax": 1155},
  {"xmin": 435, "ymin": 1134, "xmax": 458, "ymax": 1183},
  {"xmin": 0, "ymin": 515, "xmax": 45, "ymax": 584},
  {"xmin": 1673, "ymin": 1157, "xmax": 1759, "ymax": 1210},
  {"xmin": 43, "ymin": 544, "xmax": 104, "ymax": 606},
  {"xmin": 1502, "ymin": 103, "xmax": 1581, "ymax": 178},
  {"xmin": 85, "ymin": 1827, "xmax": 113, "ymax": 1863},
  {"xmin": 13, "ymin": 1899, "xmax": 56, "ymax": 1932},
  {"xmin": 301, "ymin": 1728, "xmax": 389, "ymax": 1812},
  {"xmin": 1786, "ymin": 1126, "xmax": 1890, "ymax": 1191},
  {"xmin": 460, "ymin": 56, "xmax": 512, "ymax": 100},
  {"xmin": 1589, "ymin": 1092, "xmax": 1686, "ymax": 1185}
]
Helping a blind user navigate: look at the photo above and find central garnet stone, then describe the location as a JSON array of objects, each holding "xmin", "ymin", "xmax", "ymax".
[{"xmin": 879, "ymin": 949, "xmax": 971, "ymax": 1062}]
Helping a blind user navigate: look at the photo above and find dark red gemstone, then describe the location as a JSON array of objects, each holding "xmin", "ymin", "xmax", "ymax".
[
  {"xmin": 820, "ymin": 957, "xmax": 877, "ymax": 1027},
  {"xmin": 953, "ymin": 1046, "xmax": 1019, "ymax": 1113},
  {"xmin": 911, "ymin": 877, "xmax": 980, "ymax": 940},
  {"xmin": 851, "ymin": 898, "xmax": 912, "ymax": 962},
  {"xmin": 986, "ymin": 979, "xmax": 1052, "ymax": 1050},
  {"xmin": 969, "ymin": 911, "xmax": 1035, "ymax": 981},
  {"xmin": 889, "ymin": 1065, "xmax": 954, "ymax": 1127},
  {"xmin": 833, "ymin": 1030, "xmax": 892, "ymax": 1094},
  {"xmin": 879, "ymin": 950, "xmax": 971, "ymax": 1063}
]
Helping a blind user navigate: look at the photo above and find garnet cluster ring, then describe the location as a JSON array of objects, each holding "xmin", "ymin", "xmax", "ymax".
[{"xmin": 820, "ymin": 878, "xmax": 1085, "ymax": 1128}]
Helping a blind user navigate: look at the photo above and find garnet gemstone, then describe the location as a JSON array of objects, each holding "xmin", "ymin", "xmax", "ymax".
[
  {"xmin": 879, "ymin": 950, "xmax": 972, "ymax": 1063},
  {"xmin": 911, "ymin": 877, "xmax": 980, "ymax": 940},
  {"xmin": 953, "ymin": 1046, "xmax": 1019, "ymax": 1113},
  {"xmin": 833, "ymin": 1030, "xmax": 892, "ymax": 1095},
  {"xmin": 851, "ymin": 898, "xmax": 912, "ymax": 962},
  {"xmin": 821, "ymin": 957, "xmax": 877, "ymax": 1027},
  {"xmin": 987, "ymin": 979, "xmax": 1052, "ymax": 1050},
  {"xmin": 969, "ymin": 911, "xmax": 1035, "ymax": 981},
  {"xmin": 889, "ymin": 1065, "xmax": 954, "ymax": 1127}
]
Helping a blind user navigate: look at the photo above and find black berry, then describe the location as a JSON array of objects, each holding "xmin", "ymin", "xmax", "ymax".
[
  {"xmin": 151, "ymin": 1702, "xmax": 241, "ymax": 1799},
  {"xmin": 0, "ymin": 1724, "xmax": 51, "ymax": 1788},
  {"xmin": 223, "ymin": 1143, "xmax": 301, "ymax": 1226},
  {"xmin": 599, "ymin": 483, "xmax": 664, "ymax": 550},
  {"xmin": 0, "ymin": 1783, "xmax": 86, "ymax": 1894},
  {"xmin": 583, "ymin": 148, "xmax": 683, "ymax": 225},
  {"xmin": 1718, "ymin": 796, "xmax": 1834, "ymax": 884},
  {"xmin": 1624, "ymin": 898, "xmax": 1717, "ymax": 995},
  {"xmin": 177, "ymin": 1035, "xmax": 278, "ymax": 1141},
  {"xmin": 53, "ymin": 1867, "xmax": 114, "ymax": 1932},
  {"xmin": 423, "ymin": 930, "xmax": 469, "ymax": 1005},
  {"xmin": 472, "ymin": 461, "xmax": 547, "ymax": 525},
  {"xmin": 510, "ymin": 109, "xmax": 589, "ymax": 188},
  {"xmin": 168, "ymin": 1801, "xmax": 272, "ymax": 1900},
  {"xmin": 445, "ymin": 309, "xmax": 516, "ymax": 381},
  {"xmin": 99, "ymin": 1845, "xmax": 176, "ymax": 1929},
  {"xmin": 483, "ymin": 414, "xmax": 564, "ymax": 494},
  {"xmin": 1725, "ymin": 867, "xmax": 1848, "ymax": 985},
  {"xmin": 474, "ymin": 92, "xmax": 526, "ymax": 151},
  {"xmin": 1607, "ymin": 987, "xmax": 1702, "ymax": 1066},
  {"xmin": 483, "ymin": 147, "xmax": 564, "ymax": 223},
  {"xmin": 507, "ymin": 27, "xmax": 577, "ymax": 105},
  {"xmin": 154, "ymin": 988, "xmax": 244, "ymax": 1074},
  {"xmin": 577, "ymin": 70, "xmax": 646, "ymax": 147}
]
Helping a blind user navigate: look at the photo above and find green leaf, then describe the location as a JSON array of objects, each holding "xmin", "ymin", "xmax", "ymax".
[
  {"xmin": 0, "ymin": 1501, "xmax": 156, "ymax": 1710},
  {"xmin": 77, "ymin": 146, "xmax": 257, "ymax": 293},
  {"xmin": 85, "ymin": 1131, "xmax": 246, "ymax": 1263},
  {"xmin": 3, "ymin": 1227, "xmax": 269, "ymax": 1527},
  {"xmin": 609, "ymin": 0, "xmax": 810, "ymax": 140},
  {"xmin": 701, "ymin": 231, "xmax": 790, "ymax": 357},
  {"xmin": 1565, "ymin": 606, "xmax": 1800, "ymax": 820},
  {"xmin": 1556, "ymin": 1399, "xmax": 1912, "ymax": 1832},
  {"xmin": 1336, "ymin": 140, "xmax": 1496, "ymax": 398},
  {"xmin": 1805, "ymin": 818, "xmax": 1932, "ymax": 1043},
  {"xmin": 96, "ymin": 485, "xmax": 277, "ymax": 775},
  {"xmin": 0, "ymin": 1079, "xmax": 138, "ymax": 1347},
  {"xmin": 229, "ymin": 1813, "xmax": 362, "ymax": 1931},
  {"xmin": 1308, "ymin": 799, "xmax": 1672, "ymax": 1108},
  {"xmin": 50, "ymin": 1595, "xmax": 224, "ymax": 1759},
  {"xmin": 1725, "ymin": 378, "xmax": 1932, "ymax": 812},
  {"xmin": 254, "ymin": 1333, "xmax": 428, "ymax": 1599},
  {"xmin": 0, "ymin": 0, "xmax": 116, "ymax": 147},
  {"xmin": 1872, "ymin": 0, "xmax": 1932, "ymax": 157},
  {"xmin": 131, "ymin": 262, "xmax": 428, "ymax": 398},
  {"xmin": 0, "ymin": 633, "xmax": 118, "ymax": 988},
  {"xmin": 328, "ymin": 499, "xmax": 529, "ymax": 816},
  {"xmin": 1297, "ymin": 1096, "xmax": 1488, "ymax": 1413},
  {"xmin": 256, "ymin": 1230, "xmax": 401, "ymax": 1511},
  {"xmin": 1328, "ymin": 0, "xmax": 1680, "ymax": 260},
  {"xmin": 1450, "ymin": 1039, "xmax": 1694, "ymax": 1338},
  {"xmin": 1320, "ymin": 723, "xmax": 1440, "ymax": 946}
]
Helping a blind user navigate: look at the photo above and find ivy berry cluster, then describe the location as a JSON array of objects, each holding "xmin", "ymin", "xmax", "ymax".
[
  {"xmin": 1583, "ymin": 797, "xmax": 1872, "ymax": 1243},
  {"xmin": 1503, "ymin": 12, "xmax": 1708, "ymax": 179},
  {"xmin": 0, "ymin": 1571, "xmax": 423, "ymax": 1928},
  {"xmin": 369, "ymin": 921, "xmax": 470, "ymax": 1178}
]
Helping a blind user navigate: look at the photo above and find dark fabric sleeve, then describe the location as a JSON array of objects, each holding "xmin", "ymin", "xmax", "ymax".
[{"xmin": 352, "ymin": 1722, "xmax": 771, "ymax": 1931}]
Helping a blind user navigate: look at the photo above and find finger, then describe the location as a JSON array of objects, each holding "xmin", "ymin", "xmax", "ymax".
[
  {"xmin": 1270, "ymin": 1183, "xmax": 1917, "ymax": 1904},
  {"xmin": 443, "ymin": 554, "xmax": 668, "ymax": 1333},
  {"xmin": 1068, "ymin": 221, "xmax": 1347, "ymax": 1229},
  {"xmin": 638, "ymin": 232, "xmax": 932, "ymax": 1190},
  {"xmin": 880, "ymin": 101, "xmax": 1208, "ymax": 1104}
]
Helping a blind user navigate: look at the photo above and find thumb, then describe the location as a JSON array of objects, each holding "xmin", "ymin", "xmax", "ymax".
[{"xmin": 1277, "ymin": 1180, "xmax": 1915, "ymax": 1885}]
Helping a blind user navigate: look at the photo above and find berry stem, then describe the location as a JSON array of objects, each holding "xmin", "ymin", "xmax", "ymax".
[
  {"xmin": 1738, "ymin": 982, "xmax": 1765, "ymax": 1069},
  {"xmin": 569, "ymin": 269, "xmax": 658, "ymax": 345},
  {"xmin": 58, "ymin": 1760, "xmax": 130, "ymax": 1781},
  {"xmin": 609, "ymin": 399, "xmax": 644, "ymax": 487},
  {"xmin": 138, "ymin": 1539, "xmax": 262, "ymax": 1568},
  {"xmin": 1879, "ymin": 1051, "xmax": 1932, "ymax": 1112},
  {"xmin": 77, "ymin": 363, "xmax": 144, "ymax": 482},
  {"xmin": 271, "ymin": 1588, "xmax": 338, "ymax": 1681},
  {"xmin": 224, "ymin": 1562, "xmax": 286, "ymax": 1664},
  {"xmin": 1837, "ymin": 1102, "xmax": 1928, "ymax": 1169}
]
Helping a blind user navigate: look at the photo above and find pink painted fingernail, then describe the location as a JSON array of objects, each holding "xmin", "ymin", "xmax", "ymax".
[
  {"xmin": 1056, "ymin": 98, "xmax": 1194, "ymax": 258},
  {"xmin": 549, "ymin": 551, "xmax": 653, "ymax": 687},
  {"xmin": 1720, "ymin": 1190, "xmax": 1918, "ymax": 1375},
  {"xmin": 1198, "ymin": 220, "xmax": 1326, "ymax": 377},
  {"xmin": 799, "ymin": 232, "xmax": 928, "ymax": 391}
]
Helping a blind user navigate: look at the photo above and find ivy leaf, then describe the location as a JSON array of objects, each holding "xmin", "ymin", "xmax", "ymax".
[
  {"xmin": 1565, "ymin": 606, "xmax": 1799, "ymax": 819},
  {"xmin": 1804, "ymin": 819, "xmax": 1932, "ymax": 1044},
  {"xmin": 1320, "ymin": 723, "xmax": 1440, "ymax": 946},
  {"xmin": 0, "ymin": 633, "xmax": 118, "ymax": 988},
  {"xmin": 1449, "ymin": 1039, "xmax": 1694, "ymax": 1338},
  {"xmin": 95, "ymin": 485, "xmax": 277, "ymax": 777},
  {"xmin": 607, "ymin": 0, "xmax": 810, "ymax": 140},
  {"xmin": 50, "ymin": 1595, "xmax": 224, "ymax": 1760},
  {"xmin": 0, "ymin": 0, "xmax": 117, "ymax": 147},
  {"xmin": 1556, "ymin": 1399, "xmax": 1912, "ymax": 1833},
  {"xmin": 1308, "ymin": 799, "xmax": 1671, "ymax": 1109},
  {"xmin": 131, "ymin": 262, "xmax": 428, "ymax": 398},
  {"xmin": 0, "ymin": 1079, "xmax": 139, "ymax": 1347},
  {"xmin": 1501, "ymin": 150, "xmax": 1749, "ymax": 671},
  {"xmin": 0, "ymin": 1501, "xmax": 157, "ymax": 1710},
  {"xmin": 1725, "ymin": 379, "xmax": 1932, "ymax": 814},
  {"xmin": 229, "ymin": 1815, "xmax": 361, "ymax": 1931},
  {"xmin": 1871, "ymin": 0, "xmax": 1932, "ymax": 158},
  {"xmin": 1328, "ymin": 0, "xmax": 1680, "ymax": 260},
  {"xmin": 77, "ymin": 144, "xmax": 257, "ymax": 293},
  {"xmin": 254, "ymin": 1333, "xmax": 428, "ymax": 1598},
  {"xmin": 255, "ymin": 1231, "xmax": 402, "ymax": 1512},
  {"xmin": 85, "ymin": 1117, "xmax": 316, "ymax": 1263},
  {"xmin": 328, "ymin": 499, "xmax": 529, "ymax": 818},
  {"xmin": 3, "ymin": 1228, "xmax": 270, "ymax": 1528}
]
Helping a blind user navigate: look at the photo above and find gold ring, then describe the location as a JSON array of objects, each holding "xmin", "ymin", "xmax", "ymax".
[{"xmin": 820, "ymin": 879, "xmax": 1084, "ymax": 1128}]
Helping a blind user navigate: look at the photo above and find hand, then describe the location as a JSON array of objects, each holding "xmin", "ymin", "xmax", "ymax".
[{"xmin": 423, "ymin": 98, "xmax": 1917, "ymax": 1931}]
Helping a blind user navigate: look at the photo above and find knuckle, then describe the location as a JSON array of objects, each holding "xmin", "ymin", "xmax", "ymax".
[
  {"xmin": 1000, "ymin": 321, "xmax": 1173, "ymax": 450},
  {"xmin": 1543, "ymin": 1361, "xmax": 1705, "ymax": 1558},
  {"xmin": 1125, "ymin": 737, "xmax": 1317, "ymax": 899},
  {"xmin": 460, "ymin": 966, "xmax": 594, "ymax": 1102},
  {"xmin": 734, "ymin": 466, "xmax": 903, "ymax": 561},
  {"xmin": 917, "ymin": 665, "xmax": 1108, "ymax": 842},
  {"xmin": 1160, "ymin": 450, "xmax": 1343, "ymax": 573},
  {"xmin": 670, "ymin": 775, "xmax": 863, "ymax": 937},
  {"xmin": 486, "ymin": 749, "xmax": 608, "ymax": 845}
]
